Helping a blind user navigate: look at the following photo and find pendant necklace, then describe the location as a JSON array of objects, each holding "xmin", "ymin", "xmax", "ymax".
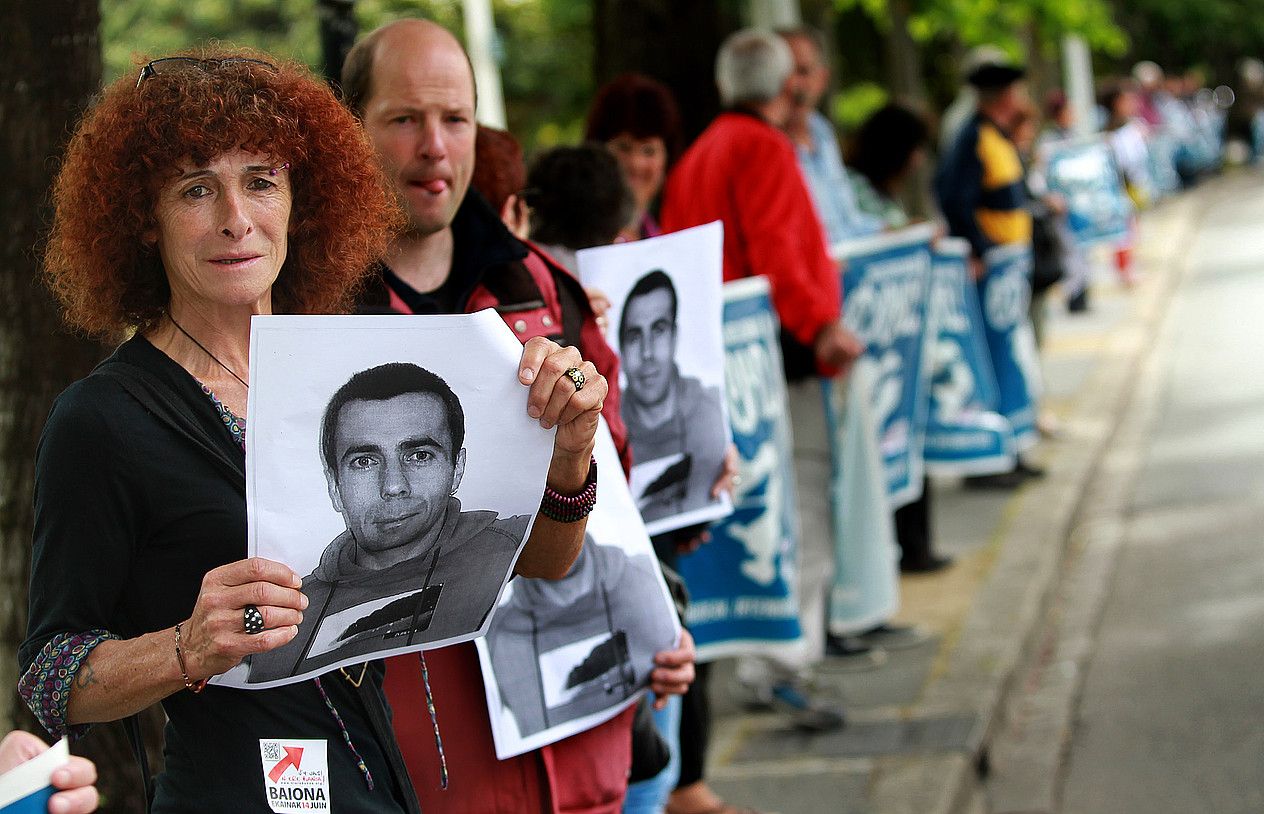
[{"xmin": 168, "ymin": 314, "xmax": 249, "ymax": 390}]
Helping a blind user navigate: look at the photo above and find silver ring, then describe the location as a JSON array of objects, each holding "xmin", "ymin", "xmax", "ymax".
[
  {"xmin": 564, "ymin": 367, "xmax": 585, "ymax": 392},
  {"xmin": 243, "ymin": 605, "xmax": 265, "ymax": 635}
]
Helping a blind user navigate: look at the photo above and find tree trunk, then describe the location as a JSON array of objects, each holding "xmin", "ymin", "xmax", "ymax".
[
  {"xmin": 1, "ymin": 3, "xmax": 163, "ymax": 809},
  {"xmin": 884, "ymin": 0, "xmax": 933, "ymax": 217},
  {"xmin": 884, "ymin": 0, "xmax": 927, "ymax": 106},
  {"xmin": 593, "ymin": 0, "xmax": 742, "ymax": 144}
]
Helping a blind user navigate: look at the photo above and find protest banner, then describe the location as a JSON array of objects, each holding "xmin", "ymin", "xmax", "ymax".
[
  {"xmin": 1041, "ymin": 136, "xmax": 1133, "ymax": 248},
  {"xmin": 476, "ymin": 420, "xmax": 680, "ymax": 758},
  {"xmin": 676, "ymin": 276, "xmax": 802, "ymax": 661},
  {"xmin": 923, "ymin": 239, "xmax": 1017, "ymax": 476},
  {"xmin": 979, "ymin": 244, "xmax": 1041, "ymax": 451},
  {"xmin": 215, "ymin": 311, "xmax": 554, "ymax": 690},
  {"xmin": 823, "ymin": 363, "xmax": 901, "ymax": 636},
  {"xmin": 577, "ymin": 222, "xmax": 734, "ymax": 536},
  {"xmin": 829, "ymin": 222, "xmax": 936, "ymax": 508}
]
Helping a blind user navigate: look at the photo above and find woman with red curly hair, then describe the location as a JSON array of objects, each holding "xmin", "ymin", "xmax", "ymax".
[{"xmin": 17, "ymin": 50, "xmax": 420, "ymax": 812}]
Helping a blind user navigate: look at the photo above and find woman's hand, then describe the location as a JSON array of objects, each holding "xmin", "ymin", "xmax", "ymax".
[
  {"xmin": 518, "ymin": 337, "xmax": 608, "ymax": 492},
  {"xmin": 649, "ymin": 629, "xmax": 696, "ymax": 709},
  {"xmin": 181, "ymin": 558, "xmax": 307, "ymax": 680},
  {"xmin": 0, "ymin": 731, "xmax": 98, "ymax": 813}
]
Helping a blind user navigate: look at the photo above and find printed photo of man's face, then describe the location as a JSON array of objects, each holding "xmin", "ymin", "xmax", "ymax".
[
  {"xmin": 325, "ymin": 391, "xmax": 467, "ymax": 555},
  {"xmin": 620, "ymin": 283, "xmax": 677, "ymax": 406}
]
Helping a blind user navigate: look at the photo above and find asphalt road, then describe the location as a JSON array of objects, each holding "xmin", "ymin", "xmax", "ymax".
[{"xmin": 1058, "ymin": 174, "xmax": 1264, "ymax": 812}]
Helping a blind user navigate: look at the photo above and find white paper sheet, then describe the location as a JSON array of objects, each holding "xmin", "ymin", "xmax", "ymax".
[
  {"xmin": 577, "ymin": 221, "xmax": 734, "ymax": 535},
  {"xmin": 214, "ymin": 310, "xmax": 554, "ymax": 689},
  {"xmin": 475, "ymin": 420, "xmax": 682, "ymax": 758}
]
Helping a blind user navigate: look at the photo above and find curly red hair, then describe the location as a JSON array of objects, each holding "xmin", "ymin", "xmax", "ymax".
[{"xmin": 44, "ymin": 47, "xmax": 403, "ymax": 339}]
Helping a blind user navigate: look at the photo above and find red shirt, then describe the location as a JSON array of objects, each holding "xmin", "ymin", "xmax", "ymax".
[
  {"xmin": 660, "ymin": 110, "xmax": 840, "ymax": 351},
  {"xmin": 386, "ymin": 648, "xmax": 633, "ymax": 814}
]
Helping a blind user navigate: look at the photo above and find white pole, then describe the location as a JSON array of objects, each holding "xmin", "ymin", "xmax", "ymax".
[
  {"xmin": 748, "ymin": 0, "xmax": 801, "ymax": 29},
  {"xmin": 462, "ymin": 0, "xmax": 507, "ymax": 129},
  {"xmin": 1062, "ymin": 34, "xmax": 1096, "ymax": 136}
]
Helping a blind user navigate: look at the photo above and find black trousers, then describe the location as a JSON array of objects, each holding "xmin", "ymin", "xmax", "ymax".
[
  {"xmin": 675, "ymin": 660, "xmax": 711, "ymax": 788},
  {"xmin": 894, "ymin": 476, "xmax": 934, "ymax": 568}
]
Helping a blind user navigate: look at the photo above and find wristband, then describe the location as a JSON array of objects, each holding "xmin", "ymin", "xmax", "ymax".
[
  {"xmin": 174, "ymin": 622, "xmax": 207, "ymax": 694},
  {"xmin": 539, "ymin": 457, "xmax": 597, "ymax": 522}
]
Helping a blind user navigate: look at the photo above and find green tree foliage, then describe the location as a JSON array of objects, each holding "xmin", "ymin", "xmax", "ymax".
[
  {"xmin": 834, "ymin": 0, "xmax": 1125, "ymax": 58},
  {"xmin": 1109, "ymin": 0, "xmax": 1264, "ymax": 83},
  {"xmin": 102, "ymin": 0, "xmax": 321, "ymax": 77},
  {"xmin": 101, "ymin": 0, "xmax": 591, "ymax": 152}
]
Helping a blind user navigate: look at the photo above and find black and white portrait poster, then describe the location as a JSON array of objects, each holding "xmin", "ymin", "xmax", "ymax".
[
  {"xmin": 475, "ymin": 419, "xmax": 682, "ymax": 758},
  {"xmin": 214, "ymin": 311, "xmax": 554, "ymax": 690},
  {"xmin": 577, "ymin": 221, "xmax": 733, "ymax": 536}
]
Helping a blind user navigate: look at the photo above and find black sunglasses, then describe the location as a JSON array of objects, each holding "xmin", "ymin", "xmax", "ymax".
[{"xmin": 135, "ymin": 57, "xmax": 276, "ymax": 89}]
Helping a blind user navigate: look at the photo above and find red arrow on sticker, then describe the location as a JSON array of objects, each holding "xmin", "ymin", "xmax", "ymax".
[{"xmin": 268, "ymin": 746, "xmax": 305, "ymax": 783}]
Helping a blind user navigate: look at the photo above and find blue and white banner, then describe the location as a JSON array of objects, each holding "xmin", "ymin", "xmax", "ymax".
[
  {"xmin": 1040, "ymin": 136, "xmax": 1132, "ymax": 248},
  {"xmin": 980, "ymin": 243, "xmax": 1041, "ymax": 451},
  {"xmin": 830, "ymin": 223, "xmax": 936, "ymax": 509},
  {"xmin": 823, "ymin": 363, "xmax": 900, "ymax": 636},
  {"xmin": 677, "ymin": 277, "xmax": 802, "ymax": 661},
  {"xmin": 923, "ymin": 239, "xmax": 1016, "ymax": 476}
]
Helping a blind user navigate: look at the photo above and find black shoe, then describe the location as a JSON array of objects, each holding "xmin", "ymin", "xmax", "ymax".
[
  {"xmin": 1067, "ymin": 290, "xmax": 1089, "ymax": 312},
  {"xmin": 900, "ymin": 554, "xmax": 953, "ymax": 574},
  {"xmin": 860, "ymin": 623, "xmax": 932, "ymax": 650},
  {"xmin": 747, "ymin": 681, "xmax": 847, "ymax": 732},
  {"xmin": 825, "ymin": 634, "xmax": 872, "ymax": 657},
  {"xmin": 963, "ymin": 469, "xmax": 1026, "ymax": 489},
  {"xmin": 1015, "ymin": 458, "xmax": 1046, "ymax": 479}
]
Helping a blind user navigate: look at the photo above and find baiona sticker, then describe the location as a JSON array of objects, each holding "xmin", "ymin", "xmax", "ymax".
[{"xmin": 259, "ymin": 739, "xmax": 329, "ymax": 812}]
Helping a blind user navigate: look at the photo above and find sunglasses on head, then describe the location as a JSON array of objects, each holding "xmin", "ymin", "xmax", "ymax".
[{"xmin": 135, "ymin": 56, "xmax": 276, "ymax": 89}]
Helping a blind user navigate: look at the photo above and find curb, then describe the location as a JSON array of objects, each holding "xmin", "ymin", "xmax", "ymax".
[{"xmin": 865, "ymin": 181, "xmax": 1217, "ymax": 814}]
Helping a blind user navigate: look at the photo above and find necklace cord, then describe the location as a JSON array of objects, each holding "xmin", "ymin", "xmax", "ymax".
[{"xmin": 168, "ymin": 314, "xmax": 249, "ymax": 390}]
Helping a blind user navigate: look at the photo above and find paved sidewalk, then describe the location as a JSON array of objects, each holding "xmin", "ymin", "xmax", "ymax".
[{"xmin": 700, "ymin": 175, "xmax": 1225, "ymax": 814}]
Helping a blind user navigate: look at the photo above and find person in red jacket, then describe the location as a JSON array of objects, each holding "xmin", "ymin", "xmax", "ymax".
[
  {"xmin": 660, "ymin": 28, "xmax": 862, "ymax": 736},
  {"xmin": 340, "ymin": 19, "xmax": 696, "ymax": 813}
]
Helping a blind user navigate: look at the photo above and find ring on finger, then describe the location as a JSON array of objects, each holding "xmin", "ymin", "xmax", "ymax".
[
  {"xmin": 564, "ymin": 367, "xmax": 586, "ymax": 392},
  {"xmin": 243, "ymin": 605, "xmax": 265, "ymax": 635}
]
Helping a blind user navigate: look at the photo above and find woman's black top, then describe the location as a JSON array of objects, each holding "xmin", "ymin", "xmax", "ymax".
[{"xmin": 19, "ymin": 335, "xmax": 415, "ymax": 813}]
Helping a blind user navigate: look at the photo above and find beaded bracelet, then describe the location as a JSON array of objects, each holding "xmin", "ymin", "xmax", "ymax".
[
  {"xmin": 539, "ymin": 457, "xmax": 597, "ymax": 522},
  {"xmin": 174, "ymin": 622, "xmax": 207, "ymax": 694}
]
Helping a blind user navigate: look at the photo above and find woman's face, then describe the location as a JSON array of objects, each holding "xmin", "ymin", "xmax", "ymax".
[
  {"xmin": 149, "ymin": 149, "xmax": 292, "ymax": 314},
  {"xmin": 606, "ymin": 134, "xmax": 667, "ymax": 212}
]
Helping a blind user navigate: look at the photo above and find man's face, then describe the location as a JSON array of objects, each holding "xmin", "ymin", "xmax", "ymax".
[
  {"xmin": 997, "ymin": 82, "xmax": 1031, "ymax": 129},
  {"xmin": 785, "ymin": 35, "xmax": 828, "ymax": 112},
  {"xmin": 619, "ymin": 287, "xmax": 676, "ymax": 406},
  {"xmin": 362, "ymin": 30, "xmax": 477, "ymax": 236},
  {"xmin": 326, "ymin": 392, "xmax": 466, "ymax": 557}
]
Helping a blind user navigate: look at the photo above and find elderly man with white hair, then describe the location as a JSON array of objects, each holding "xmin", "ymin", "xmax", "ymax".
[{"xmin": 661, "ymin": 28, "xmax": 861, "ymax": 732}]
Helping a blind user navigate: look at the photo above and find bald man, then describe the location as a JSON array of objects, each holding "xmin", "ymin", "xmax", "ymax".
[{"xmin": 338, "ymin": 20, "xmax": 692, "ymax": 813}]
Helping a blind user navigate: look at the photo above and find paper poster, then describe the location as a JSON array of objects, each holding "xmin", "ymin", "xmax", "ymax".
[
  {"xmin": 923, "ymin": 240, "xmax": 1017, "ymax": 476},
  {"xmin": 1040, "ymin": 136, "xmax": 1132, "ymax": 248},
  {"xmin": 215, "ymin": 311, "xmax": 554, "ymax": 689},
  {"xmin": 476, "ymin": 420, "xmax": 681, "ymax": 758},
  {"xmin": 979, "ymin": 244, "xmax": 1041, "ymax": 452},
  {"xmin": 676, "ymin": 277, "xmax": 802, "ymax": 661},
  {"xmin": 823, "ymin": 362, "xmax": 900, "ymax": 637},
  {"xmin": 829, "ymin": 223, "xmax": 936, "ymax": 509},
  {"xmin": 577, "ymin": 222, "xmax": 734, "ymax": 535},
  {"xmin": 0, "ymin": 738, "xmax": 67, "ymax": 814}
]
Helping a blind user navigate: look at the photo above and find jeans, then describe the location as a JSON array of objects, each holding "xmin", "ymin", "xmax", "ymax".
[{"xmin": 622, "ymin": 695, "xmax": 683, "ymax": 814}]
